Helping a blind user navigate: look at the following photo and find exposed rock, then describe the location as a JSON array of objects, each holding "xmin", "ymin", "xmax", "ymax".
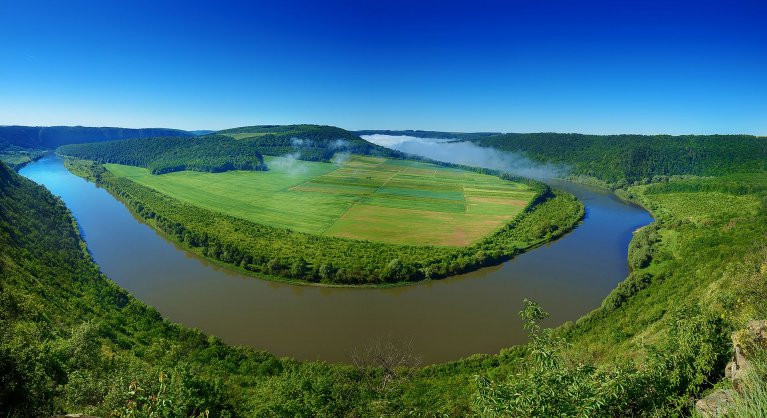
[
  {"xmin": 695, "ymin": 389, "xmax": 735, "ymax": 417},
  {"xmin": 747, "ymin": 320, "xmax": 767, "ymax": 345},
  {"xmin": 695, "ymin": 319, "xmax": 767, "ymax": 416},
  {"xmin": 52, "ymin": 415, "xmax": 100, "ymax": 418},
  {"xmin": 731, "ymin": 319, "xmax": 767, "ymax": 393}
]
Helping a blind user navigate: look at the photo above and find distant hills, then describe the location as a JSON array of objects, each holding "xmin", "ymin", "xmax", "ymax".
[
  {"xmin": 55, "ymin": 125, "xmax": 404, "ymax": 175},
  {"xmin": 0, "ymin": 125, "xmax": 402, "ymax": 163},
  {"xmin": 58, "ymin": 136, "xmax": 267, "ymax": 174},
  {"xmin": 0, "ymin": 125, "xmax": 194, "ymax": 150},
  {"xmin": 215, "ymin": 124, "xmax": 401, "ymax": 161},
  {"xmin": 9, "ymin": 125, "xmax": 766, "ymax": 186},
  {"xmin": 358, "ymin": 129, "xmax": 767, "ymax": 186},
  {"xmin": 469, "ymin": 133, "xmax": 767, "ymax": 185}
]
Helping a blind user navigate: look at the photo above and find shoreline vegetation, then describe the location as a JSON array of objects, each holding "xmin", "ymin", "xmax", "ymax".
[
  {"xmin": 61, "ymin": 156, "xmax": 584, "ymax": 286},
  {"xmin": 57, "ymin": 136, "xmax": 268, "ymax": 175},
  {"xmin": 0, "ymin": 147, "xmax": 47, "ymax": 171},
  {"xmin": 6, "ymin": 155, "xmax": 766, "ymax": 416},
  {"xmin": 4, "ymin": 125, "xmax": 766, "ymax": 415}
]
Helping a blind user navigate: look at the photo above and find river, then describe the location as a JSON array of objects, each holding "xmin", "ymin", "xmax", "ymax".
[{"xmin": 20, "ymin": 148, "xmax": 651, "ymax": 364}]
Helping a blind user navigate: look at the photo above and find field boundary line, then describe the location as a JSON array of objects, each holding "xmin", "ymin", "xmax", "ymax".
[
  {"xmin": 319, "ymin": 161, "xmax": 405, "ymax": 236},
  {"xmin": 285, "ymin": 165, "xmax": 343, "ymax": 192},
  {"xmin": 462, "ymin": 185, "xmax": 468, "ymax": 213}
]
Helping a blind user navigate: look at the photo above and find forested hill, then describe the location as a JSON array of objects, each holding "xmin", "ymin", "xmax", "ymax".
[
  {"xmin": 0, "ymin": 159, "xmax": 307, "ymax": 416},
  {"xmin": 470, "ymin": 133, "xmax": 767, "ymax": 185},
  {"xmin": 356, "ymin": 129, "xmax": 500, "ymax": 141},
  {"xmin": 0, "ymin": 125, "xmax": 193, "ymax": 150},
  {"xmin": 57, "ymin": 135, "xmax": 266, "ymax": 174},
  {"xmin": 216, "ymin": 124, "xmax": 403, "ymax": 161}
]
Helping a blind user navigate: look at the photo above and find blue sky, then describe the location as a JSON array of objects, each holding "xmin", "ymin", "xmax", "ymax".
[{"xmin": 1, "ymin": 0, "xmax": 765, "ymax": 134}]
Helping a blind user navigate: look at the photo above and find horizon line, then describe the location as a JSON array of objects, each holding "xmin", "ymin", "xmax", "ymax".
[{"xmin": 1, "ymin": 123, "xmax": 765, "ymax": 138}]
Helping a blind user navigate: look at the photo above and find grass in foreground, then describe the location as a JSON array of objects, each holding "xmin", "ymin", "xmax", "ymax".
[{"xmin": 105, "ymin": 155, "xmax": 535, "ymax": 246}]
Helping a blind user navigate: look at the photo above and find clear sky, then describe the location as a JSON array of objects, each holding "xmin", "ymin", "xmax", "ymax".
[{"xmin": 1, "ymin": 0, "xmax": 765, "ymax": 134}]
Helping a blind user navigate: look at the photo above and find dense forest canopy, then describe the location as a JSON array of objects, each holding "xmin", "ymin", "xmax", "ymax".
[
  {"xmin": 470, "ymin": 133, "xmax": 767, "ymax": 184},
  {"xmin": 216, "ymin": 124, "xmax": 403, "ymax": 162},
  {"xmin": 57, "ymin": 136, "xmax": 266, "ymax": 174},
  {"xmin": 0, "ymin": 125, "xmax": 193, "ymax": 150},
  {"xmin": 0, "ymin": 160, "xmax": 355, "ymax": 416}
]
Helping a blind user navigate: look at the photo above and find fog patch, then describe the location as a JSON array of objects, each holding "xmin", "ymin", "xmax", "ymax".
[
  {"xmin": 291, "ymin": 137, "xmax": 349, "ymax": 150},
  {"xmin": 270, "ymin": 152, "xmax": 309, "ymax": 176},
  {"xmin": 291, "ymin": 137, "xmax": 312, "ymax": 147},
  {"xmin": 329, "ymin": 139, "xmax": 350, "ymax": 150},
  {"xmin": 361, "ymin": 134, "xmax": 567, "ymax": 180},
  {"xmin": 331, "ymin": 152, "xmax": 351, "ymax": 166}
]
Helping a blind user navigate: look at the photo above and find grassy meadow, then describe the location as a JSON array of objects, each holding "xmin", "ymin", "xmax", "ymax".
[{"xmin": 105, "ymin": 155, "xmax": 535, "ymax": 246}]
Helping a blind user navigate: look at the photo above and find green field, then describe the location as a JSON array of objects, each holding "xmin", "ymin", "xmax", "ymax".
[{"xmin": 105, "ymin": 155, "xmax": 535, "ymax": 246}]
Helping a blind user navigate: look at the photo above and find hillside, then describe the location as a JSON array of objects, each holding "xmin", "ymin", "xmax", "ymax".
[
  {"xmin": 5, "ymin": 151, "xmax": 766, "ymax": 415},
  {"xmin": 57, "ymin": 136, "xmax": 266, "ymax": 174},
  {"xmin": 0, "ymin": 159, "xmax": 378, "ymax": 416},
  {"xmin": 470, "ymin": 133, "xmax": 767, "ymax": 185},
  {"xmin": 55, "ymin": 125, "xmax": 584, "ymax": 285},
  {"xmin": 216, "ymin": 124, "xmax": 402, "ymax": 162},
  {"xmin": 0, "ymin": 125, "xmax": 193, "ymax": 150}
]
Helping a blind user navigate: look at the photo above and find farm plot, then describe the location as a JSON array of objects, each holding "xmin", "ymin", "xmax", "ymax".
[{"xmin": 105, "ymin": 155, "xmax": 536, "ymax": 246}]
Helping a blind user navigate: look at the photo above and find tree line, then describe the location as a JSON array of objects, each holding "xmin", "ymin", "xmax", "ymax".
[
  {"xmin": 68, "ymin": 158, "xmax": 583, "ymax": 286},
  {"xmin": 57, "ymin": 135, "xmax": 267, "ymax": 174},
  {"xmin": 471, "ymin": 133, "xmax": 767, "ymax": 185},
  {"xmin": 214, "ymin": 124, "xmax": 404, "ymax": 162},
  {"xmin": 0, "ymin": 125, "xmax": 193, "ymax": 150}
]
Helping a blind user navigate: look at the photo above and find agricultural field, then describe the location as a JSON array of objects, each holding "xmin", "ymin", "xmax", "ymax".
[
  {"xmin": 0, "ymin": 148, "xmax": 45, "ymax": 170},
  {"xmin": 105, "ymin": 155, "xmax": 535, "ymax": 246}
]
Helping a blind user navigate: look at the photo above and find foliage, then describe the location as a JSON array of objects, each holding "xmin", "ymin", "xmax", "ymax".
[
  {"xmin": 719, "ymin": 351, "xmax": 767, "ymax": 417},
  {"xmin": 0, "ymin": 146, "xmax": 46, "ymax": 170},
  {"xmin": 64, "ymin": 158, "xmax": 583, "ymax": 285},
  {"xmin": 57, "ymin": 136, "xmax": 266, "ymax": 174},
  {"xmin": 0, "ymin": 125, "xmax": 192, "ymax": 149},
  {"xmin": 473, "ymin": 300, "xmax": 730, "ymax": 416},
  {"xmin": 216, "ymin": 124, "xmax": 403, "ymax": 162},
  {"xmin": 472, "ymin": 133, "xmax": 767, "ymax": 184},
  {"xmin": 0, "ymin": 160, "xmax": 367, "ymax": 416},
  {"xmin": 103, "ymin": 155, "xmax": 538, "ymax": 245},
  {"xmin": 4, "ymin": 129, "xmax": 767, "ymax": 416}
]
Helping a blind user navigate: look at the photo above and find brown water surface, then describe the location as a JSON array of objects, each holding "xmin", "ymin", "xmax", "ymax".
[{"xmin": 21, "ymin": 153, "xmax": 651, "ymax": 364}]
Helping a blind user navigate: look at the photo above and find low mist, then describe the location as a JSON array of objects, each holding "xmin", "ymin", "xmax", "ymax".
[
  {"xmin": 270, "ymin": 152, "xmax": 309, "ymax": 175},
  {"xmin": 331, "ymin": 152, "xmax": 351, "ymax": 165},
  {"xmin": 361, "ymin": 134, "xmax": 567, "ymax": 180}
]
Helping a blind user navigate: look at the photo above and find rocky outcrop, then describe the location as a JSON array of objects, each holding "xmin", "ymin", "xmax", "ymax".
[
  {"xmin": 695, "ymin": 320, "xmax": 767, "ymax": 417},
  {"xmin": 695, "ymin": 389, "xmax": 735, "ymax": 417},
  {"xmin": 52, "ymin": 415, "xmax": 99, "ymax": 418}
]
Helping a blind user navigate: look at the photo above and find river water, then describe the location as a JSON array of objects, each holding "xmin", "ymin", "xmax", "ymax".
[{"xmin": 20, "ymin": 149, "xmax": 651, "ymax": 364}]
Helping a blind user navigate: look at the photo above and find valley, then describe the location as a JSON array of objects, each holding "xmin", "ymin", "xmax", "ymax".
[{"xmin": 4, "ymin": 127, "xmax": 766, "ymax": 415}]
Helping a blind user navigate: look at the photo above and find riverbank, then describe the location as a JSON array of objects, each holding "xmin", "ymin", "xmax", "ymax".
[
  {"xmin": 62, "ymin": 156, "xmax": 584, "ymax": 287},
  {"xmin": 21, "ymin": 154, "xmax": 650, "ymax": 363}
]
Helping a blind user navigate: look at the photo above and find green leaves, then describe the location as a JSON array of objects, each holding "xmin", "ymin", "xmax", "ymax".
[
  {"xmin": 473, "ymin": 299, "xmax": 730, "ymax": 416},
  {"xmin": 58, "ymin": 136, "xmax": 267, "ymax": 175}
]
